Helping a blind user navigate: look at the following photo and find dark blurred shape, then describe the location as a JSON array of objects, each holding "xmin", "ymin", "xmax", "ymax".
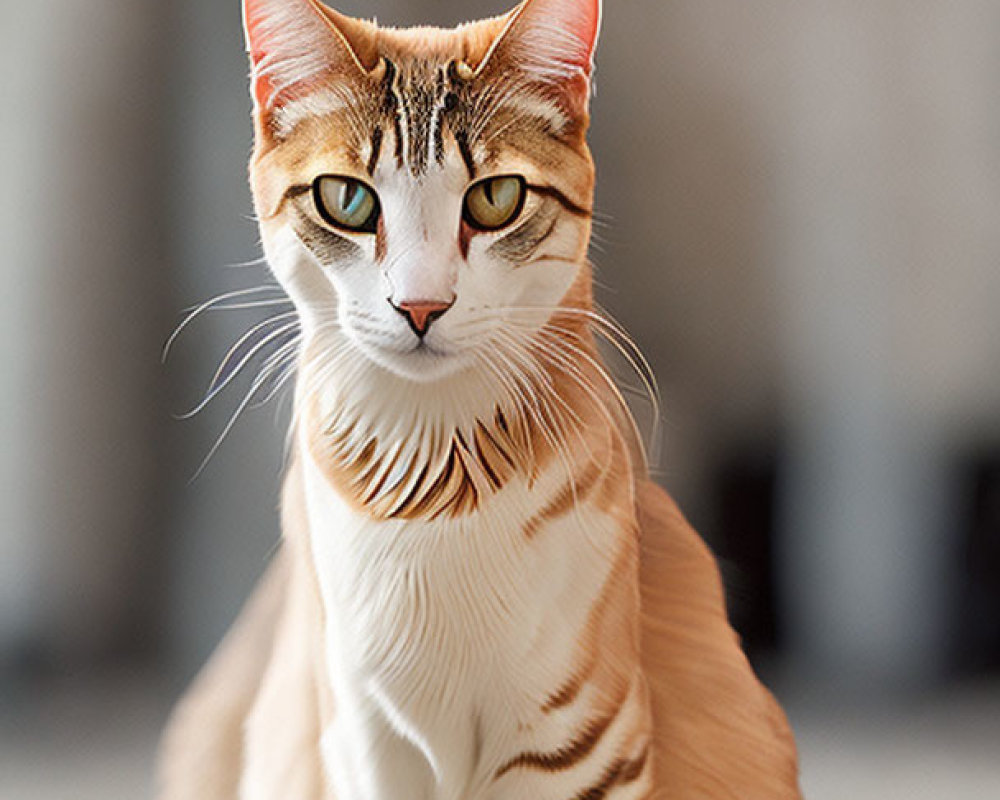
[
  {"xmin": 712, "ymin": 446, "xmax": 783, "ymax": 660},
  {"xmin": 955, "ymin": 448, "xmax": 1000, "ymax": 675}
]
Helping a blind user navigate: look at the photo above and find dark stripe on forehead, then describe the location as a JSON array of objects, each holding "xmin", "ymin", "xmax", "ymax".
[
  {"xmin": 380, "ymin": 58, "xmax": 397, "ymax": 112},
  {"xmin": 454, "ymin": 129, "xmax": 477, "ymax": 180},
  {"xmin": 434, "ymin": 113, "xmax": 447, "ymax": 166},
  {"xmin": 381, "ymin": 59, "xmax": 405, "ymax": 169},
  {"xmin": 367, "ymin": 127, "xmax": 383, "ymax": 176},
  {"xmin": 433, "ymin": 67, "xmax": 448, "ymax": 166}
]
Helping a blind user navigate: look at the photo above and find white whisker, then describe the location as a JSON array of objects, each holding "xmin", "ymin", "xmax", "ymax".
[
  {"xmin": 177, "ymin": 314, "xmax": 300, "ymax": 420},
  {"xmin": 163, "ymin": 284, "xmax": 287, "ymax": 362}
]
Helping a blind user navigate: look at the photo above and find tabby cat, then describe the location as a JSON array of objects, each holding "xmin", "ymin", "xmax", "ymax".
[{"xmin": 157, "ymin": 1, "xmax": 803, "ymax": 797}]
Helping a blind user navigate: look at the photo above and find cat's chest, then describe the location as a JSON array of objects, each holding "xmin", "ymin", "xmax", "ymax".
[
  {"xmin": 300, "ymin": 449, "xmax": 624, "ymax": 798},
  {"xmin": 302, "ymin": 451, "xmax": 610, "ymax": 679}
]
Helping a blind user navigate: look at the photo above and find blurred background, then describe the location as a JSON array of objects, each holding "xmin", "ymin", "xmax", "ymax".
[{"xmin": 2, "ymin": 0, "xmax": 999, "ymax": 797}]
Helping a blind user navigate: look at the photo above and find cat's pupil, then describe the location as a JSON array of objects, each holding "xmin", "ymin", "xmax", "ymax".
[{"xmin": 341, "ymin": 182, "xmax": 361, "ymax": 213}]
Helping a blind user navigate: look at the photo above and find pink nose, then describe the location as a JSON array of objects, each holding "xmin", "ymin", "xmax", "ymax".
[{"xmin": 391, "ymin": 299, "xmax": 455, "ymax": 337}]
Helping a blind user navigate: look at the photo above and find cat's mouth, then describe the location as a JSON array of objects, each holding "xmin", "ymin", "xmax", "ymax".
[
  {"xmin": 352, "ymin": 335, "xmax": 472, "ymax": 383},
  {"xmin": 411, "ymin": 339, "xmax": 448, "ymax": 356}
]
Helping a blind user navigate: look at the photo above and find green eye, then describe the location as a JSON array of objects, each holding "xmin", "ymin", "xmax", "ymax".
[
  {"xmin": 463, "ymin": 175, "xmax": 527, "ymax": 231},
  {"xmin": 313, "ymin": 175, "xmax": 380, "ymax": 233}
]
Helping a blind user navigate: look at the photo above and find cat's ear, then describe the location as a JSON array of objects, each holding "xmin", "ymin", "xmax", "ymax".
[
  {"xmin": 480, "ymin": 0, "xmax": 602, "ymax": 113},
  {"xmin": 242, "ymin": 0, "xmax": 377, "ymax": 119}
]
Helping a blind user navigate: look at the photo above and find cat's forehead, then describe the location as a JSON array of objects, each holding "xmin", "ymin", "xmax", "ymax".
[
  {"xmin": 273, "ymin": 54, "xmax": 570, "ymax": 179},
  {"xmin": 372, "ymin": 18, "xmax": 508, "ymax": 68}
]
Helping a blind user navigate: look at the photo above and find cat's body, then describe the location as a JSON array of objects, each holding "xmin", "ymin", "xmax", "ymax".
[{"xmin": 158, "ymin": 1, "xmax": 802, "ymax": 797}]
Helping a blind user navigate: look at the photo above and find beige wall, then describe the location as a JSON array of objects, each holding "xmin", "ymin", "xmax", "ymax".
[{"xmin": 0, "ymin": 0, "xmax": 170, "ymax": 659}]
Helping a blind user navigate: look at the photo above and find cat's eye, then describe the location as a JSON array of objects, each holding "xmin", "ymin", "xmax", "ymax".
[
  {"xmin": 313, "ymin": 175, "xmax": 380, "ymax": 233},
  {"xmin": 462, "ymin": 175, "xmax": 527, "ymax": 232}
]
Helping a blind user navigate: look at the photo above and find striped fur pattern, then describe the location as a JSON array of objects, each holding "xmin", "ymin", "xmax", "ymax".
[{"xmin": 157, "ymin": 2, "xmax": 802, "ymax": 799}]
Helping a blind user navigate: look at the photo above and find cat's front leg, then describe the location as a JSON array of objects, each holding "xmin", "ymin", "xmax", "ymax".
[{"xmin": 321, "ymin": 697, "xmax": 437, "ymax": 800}]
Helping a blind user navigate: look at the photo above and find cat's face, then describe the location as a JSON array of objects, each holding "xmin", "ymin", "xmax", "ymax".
[{"xmin": 247, "ymin": 0, "xmax": 600, "ymax": 384}]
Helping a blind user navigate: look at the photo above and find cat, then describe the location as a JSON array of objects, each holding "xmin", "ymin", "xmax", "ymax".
[{"xmin": 157, "ymin": 1, "xmax": 803, "ymax": 798}]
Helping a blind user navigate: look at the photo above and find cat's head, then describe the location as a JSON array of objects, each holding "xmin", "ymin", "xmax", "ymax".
[{"xmin": 245, "ymin": 0, "xmax": 600, "ymax": 385}]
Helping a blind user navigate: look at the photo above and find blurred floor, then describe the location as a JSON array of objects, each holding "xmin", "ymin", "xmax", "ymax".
[
  {"xmin": 0, "ymin": 671, "xmax": 168, "ymax": 800},
  {"xmin": 2, "ymin": 673, "xmax": 998, "ymax": 799},
  {"xmin": 789, "ymin": 680, "xmax": 1000, "ymax": 799}
]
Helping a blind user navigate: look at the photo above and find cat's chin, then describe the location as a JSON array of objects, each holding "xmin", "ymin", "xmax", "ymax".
[{"xmin": 358, "ymin": 340, "xmax": 475, "ymax": 384}]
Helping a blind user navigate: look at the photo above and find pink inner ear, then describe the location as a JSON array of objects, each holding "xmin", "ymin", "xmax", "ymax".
[
  {"xmin": 242, "ymin": 0, "xmax": 344, "ymax": 113},
  {"xmin": 511, "ymin": 0, "xmax": 602, "ymax": 76},
  {"xmin": 558, "ymin": 0, "xmax": 601, "ymax": 72},
  {"xmin": 243, "ymin": 0, "xmax": 283, "ymax": 65},
  {"xmin": 243, "ymin": 0, "xmax": 274, "ymax": 106}
]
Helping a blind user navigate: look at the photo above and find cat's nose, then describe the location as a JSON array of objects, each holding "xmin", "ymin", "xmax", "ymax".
[{"xmin": 390, "ymin": 298, "xmax": 455, "ymax": 337}]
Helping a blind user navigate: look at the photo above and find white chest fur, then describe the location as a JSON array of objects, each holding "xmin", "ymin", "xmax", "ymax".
[{"xmin": 300, "ymin": 432, "xmax": 634, "ymax": 800}]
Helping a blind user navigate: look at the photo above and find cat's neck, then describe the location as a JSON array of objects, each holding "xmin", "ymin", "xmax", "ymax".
[{"xmin": 296, "ymin": 306, "xmax": 608, "ymax": 523}]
